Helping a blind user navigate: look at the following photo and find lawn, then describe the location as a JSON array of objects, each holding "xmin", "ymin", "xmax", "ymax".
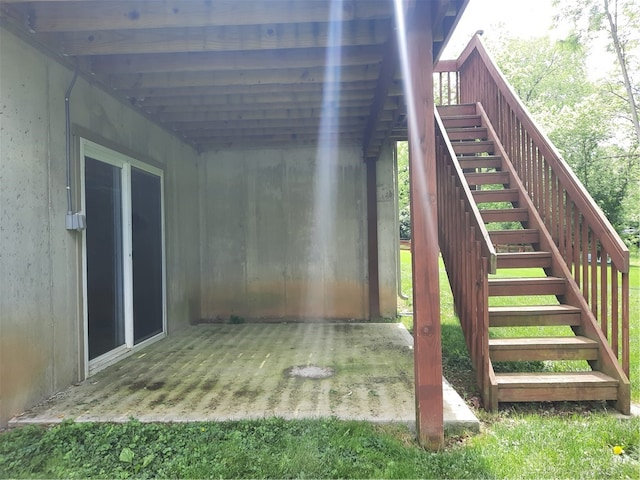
[
  {"xmin": 0, "ymin": 251, "xmax": 638, "ymax": 479},
  {"xmin": 1, "ymin": 415, "xmax": 638, "ymax": 479}
]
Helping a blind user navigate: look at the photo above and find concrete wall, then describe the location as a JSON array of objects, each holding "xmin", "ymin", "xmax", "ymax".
[
  {"xmin": 0, "ymin": 28, "xmax": 201, "ymax": 426},
  {"xmin": 377, "ymin": 142, "xmax": 399, "ymax": 318},
  {"xmin": 199, "ymin": 143, "xmax": 398, "ymax": 321}
]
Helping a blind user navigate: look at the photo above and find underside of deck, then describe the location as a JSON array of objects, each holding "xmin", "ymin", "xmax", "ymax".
[{"xmin": 9, "ymin": 323, "xmax": 478, "ymax": 434}]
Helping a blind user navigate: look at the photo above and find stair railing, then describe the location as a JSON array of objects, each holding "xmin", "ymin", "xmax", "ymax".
[
  {"xmin": 435, "ymin": 109, "xmax": 497, "ymax": 400},
  {"xmin": 436, "ymin": 34, "xmax": 630, "ymax": 377}
]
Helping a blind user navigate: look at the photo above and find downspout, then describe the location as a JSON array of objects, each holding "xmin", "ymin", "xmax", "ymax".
[{"xmin": 64, "ymin": 65, "xmax": 85, "ymax": 231}]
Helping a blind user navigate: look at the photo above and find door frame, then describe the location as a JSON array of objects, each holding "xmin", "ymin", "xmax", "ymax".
[{"xmin": 80, "ymin": 138, "xmax": 167, "ymax": 377}]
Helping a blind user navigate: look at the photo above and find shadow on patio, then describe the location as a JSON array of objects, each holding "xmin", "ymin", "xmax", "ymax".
[{"xmin": 10, "ymin": 323, "xmax": 478, "ymax": 433}]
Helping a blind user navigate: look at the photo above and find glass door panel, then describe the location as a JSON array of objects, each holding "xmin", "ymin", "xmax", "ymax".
[
  {"xmin": 131, "ymin": 167, "xmax": 163, "ymax": 343},
  {"xmin": 85, "ymin": 157, "xmax": 125, "ymax": 360}
]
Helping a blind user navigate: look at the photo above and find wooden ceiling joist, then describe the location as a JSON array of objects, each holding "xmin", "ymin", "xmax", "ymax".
[
  {"xmin": 90, "ymin": 45, "xmax": 382, "ymax": 75},
  {"xmin": 156, "ymin": 106, "xmax": 395, "ymax": 124},
  {"xmin": 46, "ymin": 19, "xmax": 390, "ymax": 56},
  {"xmin": 142, "ymin": 98, "xmax": 372, "ymax": 115},
  {"xmin": 104, "ymin": 64, "xmax": 380, "ymax": 90},
  {"xmin": 133, "ymin": 90, "xmax": 375, "ymax": 108},
  {"xmin": 172, "ymin": 116, "xmax": 370, "ymax": 134},
  {"xmin": 118, "ymin": 83, "xmax": 379, "ymax": 104},
  {"xmin": 21, "ymin": 0, "xmax": 393, "ymax": 33}
]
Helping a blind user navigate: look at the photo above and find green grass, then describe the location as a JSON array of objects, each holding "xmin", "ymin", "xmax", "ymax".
[{"xmin": 1, "ymin": 415, "xmax": 638, "ymax": 479}]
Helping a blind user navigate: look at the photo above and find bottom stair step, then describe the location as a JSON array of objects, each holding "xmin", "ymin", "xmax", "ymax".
[
  {"xmin": 489, "ymin": 336, "xmax": 598, "ymax": 361},
  {"xmin": 496, "ymin": 371, "xmax": 619, "ymax": 403}
]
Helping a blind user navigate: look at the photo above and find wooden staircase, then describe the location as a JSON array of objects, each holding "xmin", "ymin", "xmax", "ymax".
[{"xmin": 436, "ymin": 103, "xmax": 630, "ymax": 412}]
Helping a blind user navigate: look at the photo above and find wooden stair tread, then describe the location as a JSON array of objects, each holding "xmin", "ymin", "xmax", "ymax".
[
  {"xmin": 490, "ymin": 336, "xmax": 598, "ymax": 361},
  {"xmin": 458, "ymin": 157, "xmax": 502, "ymax": 169},
  {"xmin": 472, "ymin": 189, "xmax": 519, "ymax": 203},
  {"xmin": 488, "ymin": 277, "xmax": 564, "ymax": 285},
  {"xmin": 488, "ymin": 277, "xmax": 566, "ymax": 296},
  {"xmin": 490, "ymin": 336, "xmax": 597, "ymax": 347},
  {"xmin": 452, "ymin": 141, "xmax": 495, "ymax": 155},
  {"xmin": 489, "ymin": 229, "xmax": 539, "ymax": 244},
  {"xmin": 437, "ymin": 104, "xmax": 476, "ymax": 115},
  {"xmin": 465, "ymin": 171, "xmax": 509, "ymax": 185},
  {"xmin": 496, "ymin": 371, "xmax": 619, "ymax": 402},
  {"xmin": 481, "ymin": 208, "xmax": 528, "ymax": 222},
  {"xmin": 441, "ymin": 114, "xmax": 481, "ymax": 128},
  {"xmin": 495, "ymin": 371, "xmax": 618, "ymax": 387},
  {"xmin": 496, "ymin": 251, "xmax": 552, "ymax": 269},
  {"xmin": 489, "ymin": 305, "xmax": 580, "ymax": 315},
  {"xmin": 489, "ymin": 305, "xmax": 582, "ymax": 327}
]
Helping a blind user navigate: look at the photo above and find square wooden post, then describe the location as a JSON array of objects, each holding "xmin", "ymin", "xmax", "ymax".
[{"xmin": 406, "ymin": 1, "xmax": 444, "ymax": 449}]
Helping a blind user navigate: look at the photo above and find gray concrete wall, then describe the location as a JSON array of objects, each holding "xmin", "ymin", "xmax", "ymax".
[
  {"xmin": 0, "ymin": 28, "xmax": 201, "ymax": 426},
  {"xmin": 377, "ymin": 142, "xmax": 399, "ymax": 318},
  {"xmin": 200, "ymin": 145, "xmax": 380, "ymax": 321}
]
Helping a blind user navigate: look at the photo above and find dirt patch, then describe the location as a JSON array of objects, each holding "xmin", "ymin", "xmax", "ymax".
[{"xmin": 285, "ymin": 365, "xmax": 335, "ymax": 379}]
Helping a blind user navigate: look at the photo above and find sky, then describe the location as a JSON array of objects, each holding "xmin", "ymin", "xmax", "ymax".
[
  {"xmin": 444, "ymin": 0, "xmax": 560, "ymax": 58},
  {"xmin": 441, "ymin": 0, "xmax": 616, "ymax": 79}
]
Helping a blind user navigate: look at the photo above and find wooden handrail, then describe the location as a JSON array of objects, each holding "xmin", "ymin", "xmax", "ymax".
[
  {"xmin": 435, "ymin": 34, "xmax": 630, "ymax": 378},
  {"xmin": 435, "ymin": 110, "xmax": 497, "ymax": 272},
  {"xmin": 455, "ymin": 35, "xmax": 629, "ymax": 273},
  {"xmin": 435, "ymin": 107, "xmax": 494, "ymax": 396}
]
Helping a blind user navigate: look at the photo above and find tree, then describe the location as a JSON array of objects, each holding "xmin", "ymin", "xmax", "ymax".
[
  {"xmin": 493, "ymin": 34, "xmax": 639, "ymax": 230},
  {"xmin": 554, "ymin": 0, "xmax": 640, "ymax": 145},
  {"xmin": 489, "ymin": 35, "xmax": 590, "ymax": 111}
]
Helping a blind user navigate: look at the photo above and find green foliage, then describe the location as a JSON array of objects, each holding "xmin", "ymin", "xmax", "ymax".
[
  {"xmin": 229, "ymin": 314, "xmax": 245, "ymax": 324},
  {"xmin": 397, "ymin": 142, "xmax": 411, "ymax": 239},
  {"xmin": 1, "ymin": 409, "xmax": 638, "ymax": 478},
  {"xmin": 490, "ymin": 35, "xmax": 590, "ymax": 108},
  {"xmin": 492, "ymin": 33, "xmax": 639, "ymax": 231},
  {"xmin": 399, "ymin": 206, "xmax": 411, "ymax": 240}
]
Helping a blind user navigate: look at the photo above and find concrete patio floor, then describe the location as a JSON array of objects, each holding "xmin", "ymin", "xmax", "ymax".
[{"xmin": 10, "ymin": 323, "xmax": 478, "ymax": 433}]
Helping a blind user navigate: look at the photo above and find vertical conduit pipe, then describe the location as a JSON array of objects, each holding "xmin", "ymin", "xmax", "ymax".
[{"xmin": 64, "ymin": 65, "xmax": 79, "ymax": 229}]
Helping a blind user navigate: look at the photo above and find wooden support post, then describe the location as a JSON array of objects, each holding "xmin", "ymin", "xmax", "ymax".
[
  {"xmin": 366, "ymin": 157, "xmax": 381, "ymax": 320},
  {"xmin": 406, "ymin": 1, "xmax": 444, "ymax": 449}
]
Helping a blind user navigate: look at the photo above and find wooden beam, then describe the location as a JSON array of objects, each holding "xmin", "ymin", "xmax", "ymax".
[
  {"xmin": 142, "ymin": 98, "xmax": 371, "ymax": 115},
  {"xmin": 90, "ymin": 45, "xmax": 382, "ymax": 75},
  {"xmin": 362, "ymin": 21, "xmax": 398, "ymax": 159},
  {"xmin": 23, "ymin": 0, "xmax": 393, "ymax": 33},
  {"xmin": 189, "ymin": 132, "xmax": 362, "ymax": 144},
  {"xmin": 406, "ymin": 0, "xmax": 444, "ymax": 449},
  {"xmin": 366, "ymin": 158, "xmax": 381, "ymax": 320},
  {"xmin": 171, "ymin": 116, "xmax": 367, "ymax": 133},
  {"xmin": 47, "ymin": 19, "xmax": 390, "ymax": 55},
  {"xmin": 103, "ymin": 64, "xmax": 380, "ymax": 90},
  {"xmin": 140, "ymin": 97, "xmax": 396, "ymax": 116},
  {"xmin": 117, "ymin": 81, "xmax": 377, "ymax": 98},
  {"xmin": 134, "ymin": 90, "xmax": 375, "ymax": 108},
  {"xmin": 157, "ymin": 107, "xmax": 393, "ymax": 123}
]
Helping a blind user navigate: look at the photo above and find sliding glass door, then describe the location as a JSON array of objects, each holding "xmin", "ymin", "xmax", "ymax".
[
  {"xmin": 85, "ymin": 157, "xmax": 125, "ymax": 360},
  {"xmin": 131, "ymin": 167, "xmax": 163, "ymax": 343},
  {"xmin": 82, "ymin": 140, "xmax": 165, "ymax": 373}
]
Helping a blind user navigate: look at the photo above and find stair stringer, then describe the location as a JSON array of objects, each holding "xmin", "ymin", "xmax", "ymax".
[{"xmin": 476, "ymin": 102, "xmax": 631, "ymax": 414}]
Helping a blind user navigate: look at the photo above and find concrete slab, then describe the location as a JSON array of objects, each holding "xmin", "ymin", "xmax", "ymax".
[{"xmin": 10, "ymin": 323, "xmax": 479, "ymax": 434}]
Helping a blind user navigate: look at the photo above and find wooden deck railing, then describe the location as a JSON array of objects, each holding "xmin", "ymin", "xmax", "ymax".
[
  {"xmin": 435, "ymin": 35, "xmax": 630, "ymax": 377},
  {"xmin": 435, "ymin": 109, "xmax": 497, "ymax": 397}
]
